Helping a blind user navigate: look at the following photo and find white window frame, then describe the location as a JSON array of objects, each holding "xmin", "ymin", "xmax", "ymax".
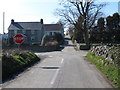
[
  {"xmin": 45, "ymin": 32, "xmax": 48, "ymax": 35},
  {"xmin": 31, "ymin": 36, "xmax": 35, "ymax": 41},
  {"xmin": 50, "ymin": 32, "xmax": 52, "ymax": 36},
  {"xmin": 22, "ymin": 30, "xmax": 26, "ymax": 34},
  {"xmin": 14, "ymin": 30, "xmax": 17, "ymax": 35},
  {"xmin": 52, "ymin": 32, "xmax": 55, "ymax": 35}
]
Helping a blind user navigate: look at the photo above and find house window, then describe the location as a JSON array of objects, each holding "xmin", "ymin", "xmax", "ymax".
[
  {"xmin": 45, "ymin": 32, "xmax": 50, "ymax": 35},
  {"xmin": 14, "ymin": 30, "xmax": 17, "ymax": 35},
  {"xmin": 54, "ymin": 32, "xmax": 56, "ymax": 34},
  {"xmin": 31, "ymin": 36, "xmax": 35, "ymax": 41},
  {"xmin": 31, "ymin": 30, "xmax": 35, "ymax": 35},
  {"xmin": 50, "ymin": 32, "xmax": 52, "ymax": 36},
  {"xmin": 22, "ymin": 30, "xmax": 26, "ymax": 35},
  {"xmin": 52, "ymin": 32, "xmax": 55, "ymax": 35},
  {"xmin": 45, "ymin": 32, "xmax": 48, "ymax": 35}
]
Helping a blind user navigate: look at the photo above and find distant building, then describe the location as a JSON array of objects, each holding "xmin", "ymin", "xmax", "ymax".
[
  {"xmin": 44, "ymin": 24, "xmax": 64, "ymax": 36},
  {"xmin": 8, "ymin": 19, "xmax": 64, "ymax": 44},
  {"xmin": 8, "ymin": 19, "xmax": 44, "ymax": 44},
  {"xmin": 2, "ymin": 33, "xmax": 8, "ymax": 40},
  {"xmin": 0, "ymin": 33, "xmax": 9, "ymax": 45},
  {"xmin": 118, "ymin": 1, "xmax": 120, "ymax": 14}
]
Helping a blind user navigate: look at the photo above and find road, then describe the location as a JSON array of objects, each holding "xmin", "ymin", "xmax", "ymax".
[{"xmin": 2, "ymin": 37, "xmax": 113, "ymax": 88}]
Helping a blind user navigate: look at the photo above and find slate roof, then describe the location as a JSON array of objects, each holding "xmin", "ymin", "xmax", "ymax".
[
  {"xmin": 8, "ymin": 22, "xmax": 42, "ymax": 30},
  {"xmin": 44, "ymin": 24, "xmax": 63, "ymax": 32}
]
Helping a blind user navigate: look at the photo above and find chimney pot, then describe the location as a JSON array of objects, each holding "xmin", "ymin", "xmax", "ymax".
[
  {"xmin": 40, "ymin": 19, "xmax": 43, "ymax": 24},
  {"xmin": 11, "ymin": 19, "xmax": 14, "ymax": 24}
]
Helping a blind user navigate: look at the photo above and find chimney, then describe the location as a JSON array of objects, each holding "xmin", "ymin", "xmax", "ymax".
[
  {"xmin": 11, "ymin": 19, "xmax": 14, "ymax": 24},
  {"xmin": 40, "ymin": 19, "xmax": 43, "ymax": 24}
]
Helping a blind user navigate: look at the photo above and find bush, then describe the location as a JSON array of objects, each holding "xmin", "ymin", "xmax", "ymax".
[
  {"xmin": 2, "ymin": 49, "xmax": 40, "ymax": 81},
  {"xmin": 54, "ymin": 33, "xmax": 64, "ymax": 45},
  {"xmin": 45, "ymin": 41, "xmax": 58, "ymax": 46},
  {"xmin": 41, "ymin": 34, "xmax": 61, "ymax": 46}
]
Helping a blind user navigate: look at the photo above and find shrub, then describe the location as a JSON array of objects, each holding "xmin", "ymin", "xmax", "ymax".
[
  {"xmin": 54, "ymin": 33, "xmax": 64, "ymax": 45},
  {"xmin": 41, "ymin": 34, "xmax": 60, "ymax": 46},
  {"xmin": 45, "ymin": 41, "xmax": 58, "ymax": 46}
]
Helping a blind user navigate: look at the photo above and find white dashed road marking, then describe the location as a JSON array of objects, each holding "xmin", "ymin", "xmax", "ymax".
[
  {"xmin": 61, "ymin": 58, "xmax": 64, "ymax": 64},
  {"xmin": 49, "ymin": 56, "xmax": 53, "ymax": 58},
  {"xmin": 50, "ymin": 69, "xmax": 60, "ymax": 85},
  {"xmin": 50, "ymin": 58, "xmax": 64, "ymax": 85}
]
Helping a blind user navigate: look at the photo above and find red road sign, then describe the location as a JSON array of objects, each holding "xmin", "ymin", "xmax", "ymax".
[{"xmin": 14, "ymin": 34, "xmax": 24, "ymax": 44}]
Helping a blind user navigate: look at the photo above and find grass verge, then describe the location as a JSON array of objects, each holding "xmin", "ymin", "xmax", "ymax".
[
  {"xmin": 2, "ymin": 50, "xmax": 40, "ymax": 82},
  {"xmin": 86, "ymin": 52, "xmax": 120, "ymax": 88}
]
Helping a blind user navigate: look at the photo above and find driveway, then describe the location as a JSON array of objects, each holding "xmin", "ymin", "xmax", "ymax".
[{"xmin": 2, "ymin": 36, "xmax": 113, "ymax": 88}]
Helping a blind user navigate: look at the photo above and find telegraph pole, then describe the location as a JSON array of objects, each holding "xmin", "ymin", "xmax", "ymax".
[
  {"xmin": 118, "ymin": 1, "xmax": 120, "ymax": 15},
  {"xmin": 3, "ymin": 12, "xmax": 5, "ymax": 34}
]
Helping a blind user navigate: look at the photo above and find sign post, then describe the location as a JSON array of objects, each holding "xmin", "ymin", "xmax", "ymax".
[{"xmin": 13, "ymin": 34, "xmax": 24, "ymax": 50}]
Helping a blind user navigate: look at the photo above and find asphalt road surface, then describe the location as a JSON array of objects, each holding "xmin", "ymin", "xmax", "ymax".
[{"xmin": 2, "ymin": 37, "xmax": 113, "ymax": 88}]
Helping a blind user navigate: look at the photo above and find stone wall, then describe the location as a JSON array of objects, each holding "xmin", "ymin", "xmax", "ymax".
[
  {"xmin": 90, "ymin": 45, "xmax": 120, "ymax": 66},
  {"xmin": 2, "ymin": 45, "xmax": 60, "ymax": 53}
]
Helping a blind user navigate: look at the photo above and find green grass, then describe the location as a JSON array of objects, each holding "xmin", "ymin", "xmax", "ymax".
[
  {"xmin": 78, "ymin": 43, "xmax": 120, "ymax": 46},
  {"xmin": 79, "ymin": 43, "xmax": 86, "ymax": 45},
  {"xmin": 77, "ymin": 43, "xmax": 102, "ymax": 46},
  {"xmin": 86, "ymin": 52, "xmax": 120, "ymax": 88},
  {"xmin": 2, "ymin": 50, "xmax": 40, "ymax": 81},
  {"xmin": 90, "ymin": 43, "xmax": 102, "ymax": 45}
]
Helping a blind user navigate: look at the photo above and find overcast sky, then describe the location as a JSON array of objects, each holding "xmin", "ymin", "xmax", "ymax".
[{"xmin": 0, "ymin": 0, "xmax": 119, "ymax": 34}]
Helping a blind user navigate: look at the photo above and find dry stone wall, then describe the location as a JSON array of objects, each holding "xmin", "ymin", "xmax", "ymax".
[{"xmin": 90, "ymin": 45, "xmax": 120, "ymax": 67}]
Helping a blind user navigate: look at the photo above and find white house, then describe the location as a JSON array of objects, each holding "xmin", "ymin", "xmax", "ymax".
[
  {"xmin": 8, "ymin": 19, "xmax": 44, "ymax": 44},
  {"xmin": 44, "ymin": 24, "xmax": 64, "ymax": 37},
  {"xmin": 8, "ymin": 19, "xmax": 64, "ymax": 44}
]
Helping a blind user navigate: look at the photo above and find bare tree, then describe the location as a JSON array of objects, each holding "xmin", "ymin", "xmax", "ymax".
[{"xmin": 55, "ymin": 0, "xmax": 106, "ymax": 46}]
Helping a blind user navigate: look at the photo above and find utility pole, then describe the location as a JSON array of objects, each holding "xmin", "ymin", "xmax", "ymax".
[
  {"xmin": 3, "ymin": 12, "xmax": 5, "ymax": 34},
  {"xmin": 118, "ymin": 1, "xmax": 120, "ymax": 15}
]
